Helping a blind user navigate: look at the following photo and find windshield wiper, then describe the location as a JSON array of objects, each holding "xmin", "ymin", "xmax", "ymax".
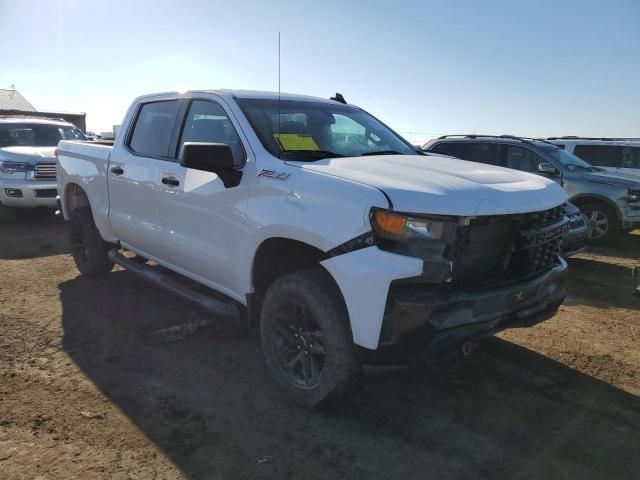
[
  {"xmin": 279, "ymin": 150, "xmax": 345, "ymax": 161},
  {"xmin": 360, "ymin": 150, "xmax": 403, "ymax": 156}
]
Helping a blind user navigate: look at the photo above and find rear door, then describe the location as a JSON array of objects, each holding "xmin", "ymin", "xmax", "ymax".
[
  {"xmin": 108, "ymin": 99, "xmax": 182, "ymax": 256},
  {"xmin": 152, "ymin": 97, "xmax": 249, "ymax": 298}
]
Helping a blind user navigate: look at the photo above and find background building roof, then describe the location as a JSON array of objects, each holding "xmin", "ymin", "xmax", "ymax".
[{"xmin": 0, "ymin": 88, "xmax": 36, "ymax": 111}]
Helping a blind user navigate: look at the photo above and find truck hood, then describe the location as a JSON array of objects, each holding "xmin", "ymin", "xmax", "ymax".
[
  {"xmin": 293, "ymin": 154, "xmax": 568, "ymax": 216},
  {"xmin": 581, "ymin": 170, "xmax": 640, "ymax": 188},
  {"xmin": 0, "ymin": 146, "xmax": 57, "ymax": 164}
]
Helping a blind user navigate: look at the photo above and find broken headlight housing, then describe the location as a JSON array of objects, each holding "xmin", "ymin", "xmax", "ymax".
[{"xmin": 370, "ymin": 208, "xmax": 458, "ymax": 258}]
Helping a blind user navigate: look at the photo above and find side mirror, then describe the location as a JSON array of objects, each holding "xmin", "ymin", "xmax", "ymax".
[
  {"xmin": 538, "ymin": 162, "xmax": 559, "ymax": 176},
  {"xmin": 179, "ymin": 142, "xmax": 241, "ymax": 188}
]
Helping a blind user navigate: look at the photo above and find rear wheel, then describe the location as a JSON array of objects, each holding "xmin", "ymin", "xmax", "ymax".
[
  {"xmin": 580, "ymin": 202, "xmax": 619, "ymax": 245},
  {"xmin": 0, "ymin": 204, "xmax": 17, "ymax": 224},
  {"xmin": 260, "ymin": 269, "xmax": 362, "ymax": 408},
  {"xmin": 69, "ymin": 207, "xmax": 114, "ymax": 276}
]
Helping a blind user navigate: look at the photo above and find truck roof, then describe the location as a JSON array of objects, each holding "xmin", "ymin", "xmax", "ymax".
[{"xmin": 138, "ymin": 89, "xmax": 340, "ymax": 105}]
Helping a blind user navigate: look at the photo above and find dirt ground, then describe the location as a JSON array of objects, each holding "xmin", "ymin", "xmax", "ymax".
[{"xmin": 1, "ymin": 210, "xmax": 639, "ymax": 480}]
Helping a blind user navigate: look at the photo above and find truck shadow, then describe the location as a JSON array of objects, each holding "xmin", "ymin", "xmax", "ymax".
[
  {"xmin": 0, "ymin": 209, "xmax": 69, "ymax": 259},
  {"xmin": 59, "ymin": 271, "xmax": 640, "ymax": 480},
  {"xmin": 566, "ymin": 257, "xmax": 640, "ymax": 310},
  {"xmin": 585, "ymin": 230, "xmax": 640, "ymax": 262}
]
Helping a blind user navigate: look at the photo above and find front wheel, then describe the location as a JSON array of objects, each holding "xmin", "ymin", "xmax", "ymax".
[
  {"xmin": 260, "ymin": 269, "xmax": 362, "ymax": 408},
  {"xmin": 69, "ymin": 207, "xmax": 114, "ymax": 277},
  {"xmin": 580, "ymin": 202, "xmax": 619, "ymax": 245}
]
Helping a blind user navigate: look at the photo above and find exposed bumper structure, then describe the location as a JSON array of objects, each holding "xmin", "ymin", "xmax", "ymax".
[
  {"xmin": 322, "ymin": 243, "xmax": 568, "ymax": 360},
  {"xmin": 0, "ymin": 178, "xmax": 58, "ymax": 208},
  {"xmin": 365, "ymin": 257, "xmax": 568, "ymax": 364}
]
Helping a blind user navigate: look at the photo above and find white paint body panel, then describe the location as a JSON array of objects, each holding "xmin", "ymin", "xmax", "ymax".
[
  {"xmin": 298, "ymin": 155, "xmax": 567, "ymax": 215},
  {"xmin": 321, "ymin": 247, "xmax": 423, "ymax": 349},
  {"xmin": 58, "ymin": 90, "xmax": 568, "ymax": 350}
]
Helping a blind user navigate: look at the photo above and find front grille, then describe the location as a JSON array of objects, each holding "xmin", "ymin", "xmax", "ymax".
[
  {"xmin": 35, "ymin": 189, "xmax": 57, "ymax": 198},
  {"xmin": 448, "ymin": 205, "xmax": 568, "ymax": 290},
  {"xmin": 34, "ymin": 163, "xmax": 57, "ymax": 179}
]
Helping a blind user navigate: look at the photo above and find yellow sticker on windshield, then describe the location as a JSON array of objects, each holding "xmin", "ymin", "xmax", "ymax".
[{"xmin": 273, "ymin": 133, "xmax": 319, "ymax": 151}]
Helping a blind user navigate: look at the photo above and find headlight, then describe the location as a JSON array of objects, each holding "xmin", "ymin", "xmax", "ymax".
[
  {"xmin": 628, "ymin": 188, "xmax": 640, "ymax": 203},
  {"xmin": 0, "ymin": 161, "xmax": 29, "ymax": 175},
  {"xmin": 370, "ymin": 208, "xmax": 457, "ymax": 243}
]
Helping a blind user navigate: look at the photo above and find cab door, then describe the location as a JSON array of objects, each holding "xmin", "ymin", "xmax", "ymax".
[
  {"xmin": 108, "ymin": 99, "xmax": 182, "ymax": 257},
  {"xmin": 153, "ymin": 98, "xmax": 249, "ymax": 298}
]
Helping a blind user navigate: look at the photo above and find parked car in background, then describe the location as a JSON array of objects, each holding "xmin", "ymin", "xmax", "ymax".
[
  {"xmin": 57, "ymin": 90, "xmax": 570, "ymax": 406},
  {"xmin": 0, "ymin": 117, "xmax": 86, "ymax": 222},
  {"xmin": 422, "ymin": 135, "xmax": 640, "ymax": 244},
  {"xmin": 562, "ymin": 202, "xmax": 588, "ymax": 256},
  {"xmin": 548, "ymin": 137, "xmax": 640, "ymax": 178}
]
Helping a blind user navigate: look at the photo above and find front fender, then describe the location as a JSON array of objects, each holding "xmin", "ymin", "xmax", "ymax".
[{"xmin": 321, "ymin": 246, "xmax": 423, "ymax": 349}]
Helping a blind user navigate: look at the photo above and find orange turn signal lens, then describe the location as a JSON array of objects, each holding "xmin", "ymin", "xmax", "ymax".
[{"xmin": 372, "ymin": 210, "xmax": 407, "ymax": 235}]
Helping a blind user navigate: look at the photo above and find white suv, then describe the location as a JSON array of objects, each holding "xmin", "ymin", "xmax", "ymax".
[
  {"xmin": 547, "ymin": 137, "xmax": 640, "ymax": 178},
  {"xmin": 0, "ymin": 117, "xmax": 86, "ymax": 222}
]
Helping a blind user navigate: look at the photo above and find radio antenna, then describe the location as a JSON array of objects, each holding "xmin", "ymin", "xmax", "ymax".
[{"xmin": 277, "ymin": 32, "xmax": 281, "ymax": 157}]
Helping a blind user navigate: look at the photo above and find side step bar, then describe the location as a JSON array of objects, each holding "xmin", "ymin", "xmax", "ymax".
[{"xmin": 108, "ymin": 249, "xmax": 239, "ymax": 318}]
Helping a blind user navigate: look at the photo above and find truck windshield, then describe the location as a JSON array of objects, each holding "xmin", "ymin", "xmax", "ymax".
[
  {"xmin": 236, "ymin": 98, "xmax": 416, "ymax": 160},
  {"xmin": 0, "ymin": 123, "xmax": 86, "ymax": 147},
  {"xmin": 541, "ymin": 146, "xmax": 598, "ymax": 172}
]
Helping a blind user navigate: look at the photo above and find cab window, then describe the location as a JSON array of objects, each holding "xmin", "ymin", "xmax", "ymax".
[
  {"xmin": 178, "ymin": 100, "xmax": 245, "ymax": 167},
  {"xmin": 128, "ymin": 100, "xmax": 181, "ymax": 157}
]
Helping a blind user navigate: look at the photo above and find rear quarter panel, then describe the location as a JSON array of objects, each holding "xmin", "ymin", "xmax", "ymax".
[{"xmin": 57, "ymin": 141, "xmax": 117, "ymax": 242}]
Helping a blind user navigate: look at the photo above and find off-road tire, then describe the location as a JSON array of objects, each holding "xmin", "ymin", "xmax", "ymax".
[
  {"xmin": 0, "ymin": 204, "xmax": 17, "ymax": 224},
  {"xmin": 69, "ymin": 207, "xmax": 114, "ymax": 277},
  {"xmin": 260, "ymin": 269, "xmax": 363, "ymax": 408},
  {"xmin": 580, "ymin": 202, "xmax": 619, "ymax": 245}
]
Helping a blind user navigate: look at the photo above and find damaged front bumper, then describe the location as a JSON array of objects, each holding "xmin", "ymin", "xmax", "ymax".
[{"xmin": 362, "ymin": 257, "xmax": 568, "ymax": 365}]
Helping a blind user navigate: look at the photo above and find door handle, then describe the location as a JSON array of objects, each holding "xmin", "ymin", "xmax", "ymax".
[
  {"xmin": 162, "ymin": 176, "xmax": 180, "ymax": 187},
  {"xmin": 110, "ymin": 166, "xmax": 124, "ymax": 175}
]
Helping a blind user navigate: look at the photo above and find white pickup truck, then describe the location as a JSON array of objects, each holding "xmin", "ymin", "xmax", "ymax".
[{"xmin": 57, "ymin": 90, "xmax": 569, "ymax": 406}]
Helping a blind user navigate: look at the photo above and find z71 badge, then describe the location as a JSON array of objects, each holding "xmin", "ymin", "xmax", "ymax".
[{"xmin": 257, "ymin": 169, "xmax": 291, "ymax": 181}]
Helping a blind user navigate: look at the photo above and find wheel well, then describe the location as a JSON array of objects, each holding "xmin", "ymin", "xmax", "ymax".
[
  {"xmin": 570, "ymin": 195, "xmax": 621, "ymax": 221},
  {"xmin": 249, "ymin": 238, "xmax": 329, "ymax": 325},
  {"xmin": 64, "ymin": 184, "xmax": 90, "ymax": 216}
]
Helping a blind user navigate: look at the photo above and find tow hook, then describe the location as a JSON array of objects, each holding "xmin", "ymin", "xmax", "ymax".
[{"xmin": 460, "ymin": 339, "xmax": 479, "ymax": 359}]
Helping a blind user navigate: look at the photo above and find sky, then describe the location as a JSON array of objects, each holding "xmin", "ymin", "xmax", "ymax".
[{"xmin": 0, "ymin": 0, "xmax": 638, "ymax": 143}]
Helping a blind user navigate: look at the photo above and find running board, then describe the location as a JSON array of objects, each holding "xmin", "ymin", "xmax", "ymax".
[{"xmin": 108, "ymin": 249, "xmax": 239, "ymax": 318}]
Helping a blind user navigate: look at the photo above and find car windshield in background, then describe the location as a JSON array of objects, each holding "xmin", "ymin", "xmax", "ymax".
[
  {"xmin": 0, "ymin": 123, "xmax": 86, "ymax": 147},
  {"xmin": 541, "ymin": 146, "xmax": 598, "ymax": 172},
  {"xmin": 236, "ymin": 98, "xmax": 416, "ymax": 160}
]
